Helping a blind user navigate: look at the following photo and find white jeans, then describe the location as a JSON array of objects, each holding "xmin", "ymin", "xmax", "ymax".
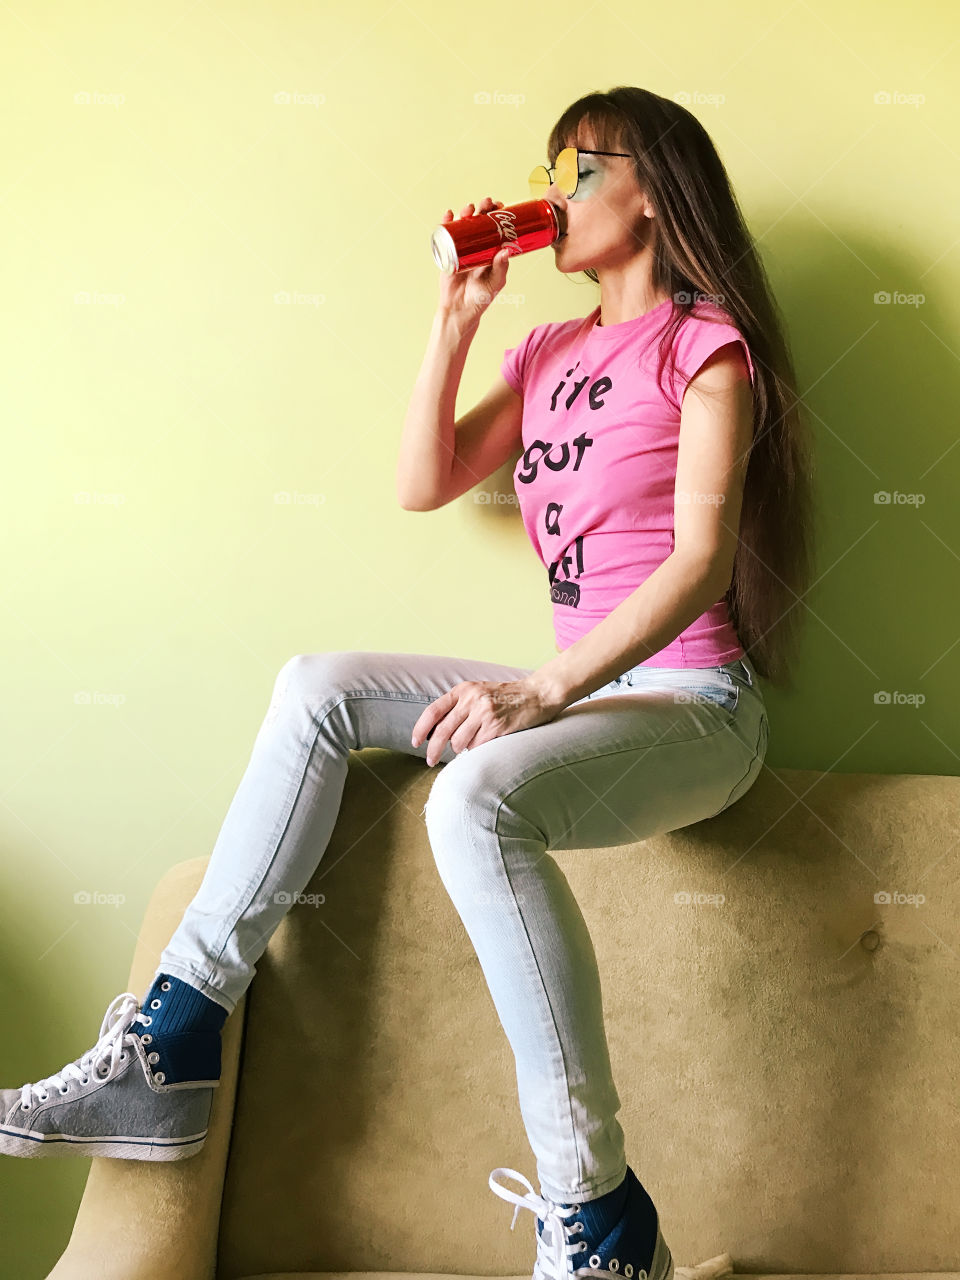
[{"xmin": 157, "ymin": 648, "xmax": 767, "ymax": 1203}]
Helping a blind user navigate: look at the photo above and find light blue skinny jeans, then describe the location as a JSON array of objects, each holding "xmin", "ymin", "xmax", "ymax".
[{"xmin": 157, "ymin": 648, "xmax": 768, "ymax": 1204}]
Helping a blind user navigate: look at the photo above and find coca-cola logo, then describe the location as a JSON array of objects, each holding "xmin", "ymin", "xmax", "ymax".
[{"xmin": 487, "ymin": 208, "xmax": 519, "ymax": 243}]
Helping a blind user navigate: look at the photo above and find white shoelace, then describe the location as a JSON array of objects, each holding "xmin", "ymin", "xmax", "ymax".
[
  {"xmin": 19, "ymin": 991, "xmax": 150, "ymax": 1110},
  {"xmin": 489, "ymin": 1167, "xmax": 584, "ymax": 1280}
]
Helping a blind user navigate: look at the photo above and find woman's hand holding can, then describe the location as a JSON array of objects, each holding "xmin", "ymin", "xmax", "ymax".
[{"xmin": 437, "ymin": 196, "xmax": 510, "ymax": 327}]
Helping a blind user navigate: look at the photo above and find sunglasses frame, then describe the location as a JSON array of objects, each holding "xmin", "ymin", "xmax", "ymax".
[{"xmin": 529, "ymin": 147, "xmax": 633, "ymax": 199}]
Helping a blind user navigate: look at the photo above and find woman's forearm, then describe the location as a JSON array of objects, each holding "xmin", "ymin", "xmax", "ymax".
[
  {"xmin": 396, "ymin": 308, "xmax": 480, "ymax": 511},
  {"xmin": 528, "ymin": 552, "xmax": 729, "ymax": 710}
]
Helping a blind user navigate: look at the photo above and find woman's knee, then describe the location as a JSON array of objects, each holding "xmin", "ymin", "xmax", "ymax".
[
  {"xmin": 422, "ymin": 759, "xmax": 539, "ymax": 915},
  {"xmin": 274, "ymin": 651, "xmax": 368, "ymax": 699},
  {"xmin": 261, "ymin": 651, "xmax": 367, "ymax": 729},
  {"xmin": 422, "ymin": 755, "xmax": 505, "ymax": 861}
]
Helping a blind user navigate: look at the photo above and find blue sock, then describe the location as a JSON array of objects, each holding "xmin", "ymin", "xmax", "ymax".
[{"xmin": 129, "ymin": 973, "xmax": 228, "ymax": 1084}]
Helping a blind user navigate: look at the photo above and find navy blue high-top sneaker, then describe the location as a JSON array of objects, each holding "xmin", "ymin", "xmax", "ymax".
[{"xmin": 489, "ymin": 1165, "xmax": 674, "ymax": 1280}]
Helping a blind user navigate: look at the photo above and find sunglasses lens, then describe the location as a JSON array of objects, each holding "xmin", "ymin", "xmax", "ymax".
[
  {"xmin": 528, "ymin": 149, "xmax": 580, "ymax": 199},
  {"xmin": 556, "ymin": 148, "xmax": 579, "ymax": 198},
  {"xmin": 528, "ymin": 164, "xmax": 551, "ymax": 198}
]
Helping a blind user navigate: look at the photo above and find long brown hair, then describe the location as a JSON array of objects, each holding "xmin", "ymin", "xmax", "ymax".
[{"xmin": 547, "ymin": 87, "xmax": 816, "ymax": 690}]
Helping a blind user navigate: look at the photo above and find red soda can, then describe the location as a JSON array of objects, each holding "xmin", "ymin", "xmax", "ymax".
[{"xmin": 431, "ymin": 199, "xmax": 562, "ymax": 274}]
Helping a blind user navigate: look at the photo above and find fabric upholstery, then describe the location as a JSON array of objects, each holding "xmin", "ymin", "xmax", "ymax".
[{"xmin": 46, "ymin": 748, "xmax": 960, "ymax": 1279}]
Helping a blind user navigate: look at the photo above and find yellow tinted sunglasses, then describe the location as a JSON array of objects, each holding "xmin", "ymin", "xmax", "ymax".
[{"xmin": 528, "ymin": 147, "xmax": 632, "ymax": 199}]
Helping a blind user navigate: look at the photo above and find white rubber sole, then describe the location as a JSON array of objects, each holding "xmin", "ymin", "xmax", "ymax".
[{"xmin": 0, "ymin": 1124, "xmax": 208, "ymax": 1160}]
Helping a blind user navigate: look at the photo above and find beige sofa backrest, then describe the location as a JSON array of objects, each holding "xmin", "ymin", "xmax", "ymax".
[{"xmin": 212, "ymin": 751, "xmax": 958, "ymax": 1276}]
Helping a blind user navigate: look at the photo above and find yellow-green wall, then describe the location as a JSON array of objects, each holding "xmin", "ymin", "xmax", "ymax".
[{"xmin": 1, "ymin": 1, "xmax": 956, "ymax": 1274}]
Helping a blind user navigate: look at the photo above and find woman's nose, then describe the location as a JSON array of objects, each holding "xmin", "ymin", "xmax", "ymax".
[{"xmin": 546, "ymin": 184, "xmax": 568, "ymax": 217}]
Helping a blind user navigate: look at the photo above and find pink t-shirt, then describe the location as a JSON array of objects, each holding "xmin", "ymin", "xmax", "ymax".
[{"xmin": 501, "ymin": 298, "xmax": 756, "ymax": 667}]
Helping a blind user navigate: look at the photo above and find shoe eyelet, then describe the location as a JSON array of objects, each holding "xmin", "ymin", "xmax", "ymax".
[
  {"xmin": 150, "ymin": 999, "xmax": 162, "ymax": 1010},
  {"xmin": 610, "ymin": 1261, "xmax": 620, "ymax": 1272},
  {"xmin": 147, "ymin": 1052, "xmax": 160, "ymax": 1064},
  {"xmin": 625, "ymin": 1266, "xmax": 634, "ymax": 1277},
  {"xmin": 58, "ymin": 1084, "xmax": 69, "ymax": 1094},
  {"xmin": 20, "ymin": 1102, "xmax": 30, "ymax": 1111},
  {"xmin": 143, "ymin": 1016, "xmax": 152, "ymax": 1026},
  {"xmin": 38, "ymin": 1091, "xmax": 49, "ymax": 1102},
  {"xmin": 154, "ymin": 1071, "xmax": 166, "ymax": 1084},
  {"xmin": 579, "ymin": 1241, "xmax": 588, "ymax": 1253},
  {"xmin": 80, "ymin": 1076, "xmax": 89, "ymax": 1085},
  {"xmin": 119, "ymin": 1052, "xmax": 126, "ymax": 1062},
  {"xmin": 160, "ymin": 981, "xmax": 171, "ymax": 991},
  {"xmin": 589, "ymin": 1256, "xmax": 602, "ymax": 1269},
  {"xmin": 141, "ymin": 1034, "xmax": 152, "ymax": 1044}
]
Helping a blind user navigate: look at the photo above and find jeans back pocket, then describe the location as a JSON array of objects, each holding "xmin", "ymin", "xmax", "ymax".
[{"xmin": 670, "ymin": 672, "xmax": 740, "ymax": 715}]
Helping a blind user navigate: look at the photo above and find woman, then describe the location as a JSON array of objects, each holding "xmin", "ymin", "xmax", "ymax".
[{"xmin": 1, "ymin": 86, "xmax": 813, "ymax": 1280}]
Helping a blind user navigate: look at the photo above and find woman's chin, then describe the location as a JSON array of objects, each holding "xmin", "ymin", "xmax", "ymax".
[
  {"xmin": 551, "ymin": 240, "xmax": 574, "ymax": 269},
  {"xmin": 553, "ymin": 255, "xmax": 583, "ymax": 275}
]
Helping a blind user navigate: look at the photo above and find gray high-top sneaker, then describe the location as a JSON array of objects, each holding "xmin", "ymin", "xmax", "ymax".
[{"xmin": 0, "ymin": 991, "xmax": 218, "ymax": 1161}]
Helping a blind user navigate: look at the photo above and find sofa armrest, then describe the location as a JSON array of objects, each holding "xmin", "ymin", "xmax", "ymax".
[{"xmin": 46, "ymin": 856, "xmax": 242, "ymax": 1280}]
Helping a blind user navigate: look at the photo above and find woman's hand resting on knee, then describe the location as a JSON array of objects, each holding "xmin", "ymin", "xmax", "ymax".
[{"xmin": 411, "ymin": 678, "xmax": 560, "ymax": 767}]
